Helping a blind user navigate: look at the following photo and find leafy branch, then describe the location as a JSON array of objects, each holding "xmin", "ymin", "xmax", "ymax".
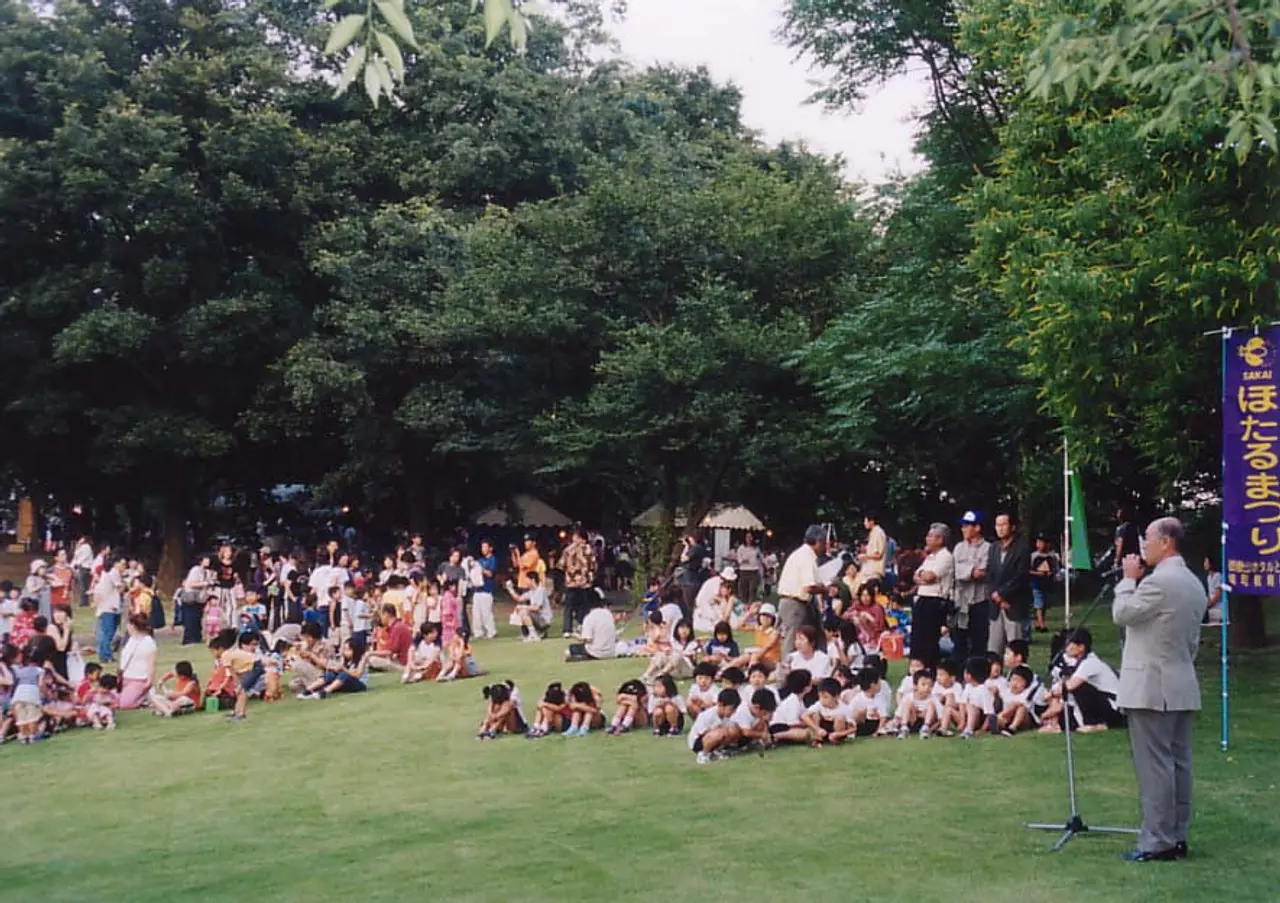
[
  {"xmin": 325, "ymin": 0, "xmax": 532, "ymax": 106},
  {"xmin": 1025, "ymin": 0, "xmax": 1280, "ymax": 162}
]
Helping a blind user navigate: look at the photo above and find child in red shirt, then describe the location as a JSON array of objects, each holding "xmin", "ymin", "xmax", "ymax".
[
  {"xmin": 151, "ymin": 660, "xmax": 203, "ymax": 717},
  {"xmin": 74, "ymin": 662, "xmax": 103, "ymax": 725}
]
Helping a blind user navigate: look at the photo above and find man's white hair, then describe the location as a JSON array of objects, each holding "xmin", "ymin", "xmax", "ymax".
[{"xmin": 1147, "ymin": 516, "xmax": 1184, "ymax": 546}]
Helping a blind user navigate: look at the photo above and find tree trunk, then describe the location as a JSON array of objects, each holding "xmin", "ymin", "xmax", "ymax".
[
  {"xmin": 156, "ymin": 493, "xmax": 187, "ymax": 597},
  {"xmin": 1229, "ymin": 594, "xmax": 1271, "ymax": 649}
]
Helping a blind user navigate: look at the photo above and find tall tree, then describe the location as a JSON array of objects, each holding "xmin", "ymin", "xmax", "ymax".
[{"xmin": 0, "ymin": 0, "xmax": 342, "ymax": 588}]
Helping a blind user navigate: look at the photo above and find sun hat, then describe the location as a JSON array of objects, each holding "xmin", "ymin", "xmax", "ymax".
[{"xmin": 759, "ymin": 602, "xmax": 778, "ymax": 619}]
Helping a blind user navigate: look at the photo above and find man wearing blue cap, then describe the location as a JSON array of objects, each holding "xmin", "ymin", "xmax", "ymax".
[{"xmin": 951, "ymin": 510, "xmax": 990, "ymax": 664}]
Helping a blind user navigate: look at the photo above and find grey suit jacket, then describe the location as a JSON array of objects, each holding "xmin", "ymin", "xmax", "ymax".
[{"xmin": 1112, "ymin": 555, "xmax": 1207, "ymax": 712}]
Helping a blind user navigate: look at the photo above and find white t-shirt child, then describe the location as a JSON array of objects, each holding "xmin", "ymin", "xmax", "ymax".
[{"xmin": 770, "ymin": 692, "xmax": 807, "ymax": 727}]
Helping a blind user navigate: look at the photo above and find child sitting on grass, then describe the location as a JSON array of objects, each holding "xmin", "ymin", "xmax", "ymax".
[
  {"xmin": 565, "ymin": 681, "xmax": 604, "ymax": 736},
  {"xmin": 688, "ymin": 688, "xmax": 744, "ymax": 764},
  {"xmin": 768, "ymin": 669, "xmax": 813, "ymax": 745},
  {"xmin": 606, "ymin": 678, "xmax": 648, "ymax": 736},
  {"xmin": 85, "ymin": 672, "xmax": 120, "ymax": 731},
  {"xmin": 996, "ymin": 665, "xmax": 1046, "ymax": 736},
  {"xmin": 402, "ymin": 623, "xmax": 442, "ymax": 684},
  {"xmin": 702, "ymin": 622, "xmax": 739, "ymax": 672},
  {"xmin": 895, "ymin": 670, "xmax": 940, "ymax": 739},
  {"xmin": 477, "ymin": 680, "xmax": 526, "ymax": 740},
  {"xmin": 726, "ymin": 603, "xmax": 781, "ymax": 672},
  {"xmin": 150, "ymin": 661, "xmax": 202, "ymax": 717},
  {"xmin": 959, "ymin": 657, "xmax": 995, "ymax": 739},
  {"xmin": 530, "ymin": 682, "xmax": 570, "ymax": 738},
  {"xmin": 932, "ymin": 659, "xmax": 964, "ymax": 736},
  {"xmin": 802, "ymin": 677, "xmax": 855, "ymax": 745},
  {"xmin": 686, "ymin": 662, "xmax": 720, "ymax": 719},
  {"xmin": 648, "ymin": 674, "xmax": 686, "ymax": 737},
  {"xmin": 737, "ymin": 688, "xmax": 778, "ymax": 748},
  {"xmin": 437, "ymin": 630, "xmax": 484, "ymax": 682},
  {"xmin": 846, "ymin": 666, "xmax": 892, "ymax": 737}
]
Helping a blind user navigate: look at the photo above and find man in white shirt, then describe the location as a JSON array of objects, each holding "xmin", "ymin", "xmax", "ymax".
[
  {"xmin": 856, "ymin": 513, "xmax": 887, "ymax": 591},
  {"xmin": 735, "ymin": 533, "xmax": 763, "ymax": 603},
  {"xmin": 566, "ymin": 593, "xmax": 618, "ymax": 662},
  {"xmin": 775, "ymin": 525, "xmax": 827, "ymax": 656},
  {"xmin": 71, "ymin": 536, "xmax": 94, "ymax": 608},
  {"xmin": 911, "ymin": 523, "xmax": 955, "ymax": 666},
  {"xmin": 93, "ymin": 558, "xmax": 126, "ymax": 664}
]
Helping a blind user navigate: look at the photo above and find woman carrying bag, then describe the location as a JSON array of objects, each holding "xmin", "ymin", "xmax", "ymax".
[{"xmin": 180, "ymin": 555, "xmax": 213, "ymax": 646}]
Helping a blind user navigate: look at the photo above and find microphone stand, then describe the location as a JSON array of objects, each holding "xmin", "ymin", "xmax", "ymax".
[{"xmin": 1025, "ymin": 573, "xmax": 1138, "ymax": 852}]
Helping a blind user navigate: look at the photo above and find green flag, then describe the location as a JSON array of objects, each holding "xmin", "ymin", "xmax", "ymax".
[{"xmin": 1069, "ymin": 470, "xmax": 1091, "ymax": 570}]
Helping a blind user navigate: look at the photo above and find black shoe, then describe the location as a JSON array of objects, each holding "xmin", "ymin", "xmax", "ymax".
[
  {"xmin": 1119, "ymin": 848, "xmax": 1179, "ymax": 862},
  {"xmin": 1174, "ymin": 841, "xmax": 1188, "ymax": 859}
]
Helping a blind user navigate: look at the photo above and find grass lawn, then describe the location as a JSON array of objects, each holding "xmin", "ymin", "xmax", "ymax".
[{"xmin": 4, "ymin": 605, "xmax": 1278, "ymax": 903}]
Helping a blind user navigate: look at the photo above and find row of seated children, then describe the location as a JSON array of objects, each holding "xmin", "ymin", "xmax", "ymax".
[{"xmin": 475, "ymin": 630, "xmax": 1123, "ymax": 758}]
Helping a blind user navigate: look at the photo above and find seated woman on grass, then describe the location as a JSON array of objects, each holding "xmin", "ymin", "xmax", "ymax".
[{"xmin": 297, "ymin": 636, "xmax": 370, "ymax": 699}]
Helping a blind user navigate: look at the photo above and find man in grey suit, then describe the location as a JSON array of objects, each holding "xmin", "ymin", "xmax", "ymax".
[{"xmin": 1112, "ymin": 516, "xmax": 1207, "ymax": 862}]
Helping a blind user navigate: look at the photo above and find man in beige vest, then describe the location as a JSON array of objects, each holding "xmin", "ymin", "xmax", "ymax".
[{"xmin": 1112, "ymin": 516, "xmax": 1206, "ymax": 862}]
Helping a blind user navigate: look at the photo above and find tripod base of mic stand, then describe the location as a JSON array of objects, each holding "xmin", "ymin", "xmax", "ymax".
[{"xmin": 1026, "ymin": 815, "xmax": 1139, "ymax": 852}]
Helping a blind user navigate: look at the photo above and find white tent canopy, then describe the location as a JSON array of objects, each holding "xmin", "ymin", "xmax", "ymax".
[
  {"xmin": 472, "ymin": 494, "xmax": 572, "ymax": 527},
  {"xmin": 631, "ymin": 503, "xmax": 764, "ymax": 531}
]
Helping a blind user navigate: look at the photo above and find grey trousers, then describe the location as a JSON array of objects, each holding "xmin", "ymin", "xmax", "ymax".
[
  {"xmin": 987, "ymin": 608, "xmax": 1025, "ymax": 654},
  {"xmin": 778, "ymin": 597, "xmax": 810, "ymax": 656},
  {"xmin": 1127, "ymin": 708, "xmax": 1195, "ymax": 852}
]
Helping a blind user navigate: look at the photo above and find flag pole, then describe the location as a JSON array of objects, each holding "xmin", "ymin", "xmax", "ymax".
[
  {"xmin": 1063, "ymin": 435, "xmax": 1072, "ymax": 627},
  {"xmin": 1219, "ymin": 329, "xmax": 1231, "ymax": 752}
]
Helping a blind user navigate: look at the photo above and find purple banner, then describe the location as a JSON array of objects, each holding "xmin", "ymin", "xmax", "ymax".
[{"xmin": 1225, "ymin": 326, "xmax": 1280, "ymax": 594}]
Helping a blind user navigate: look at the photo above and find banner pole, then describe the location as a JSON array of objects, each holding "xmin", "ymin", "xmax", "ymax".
[
  {"xmin": 1063, "ymin": 435, "xmax": 1072, "ymax": 627},
  {"xmin": 1220, "ymin": 328, "xmax": 1231, "ymax": 752}
]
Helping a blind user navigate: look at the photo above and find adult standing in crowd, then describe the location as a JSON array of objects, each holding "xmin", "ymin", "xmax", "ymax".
[
  {"xmin": 46, "ymin": 605, "xmax": 75, "ymax": 679},
  {"xmin": 986, "ymin": 512, "xmax": 1031, "ymax": 655},
  {"xmin": 49, "ymin": 549, "xmax": 74, "ymax": 610},
  {"xmin": 910, "ymin": 524, "xmax": 954, "ymax": 667},
  {"xmin": 776, "ymin": 525, "xmax": 827, "ymax": 656},
  {"xmin": 952, "ymin": 510, "xmax": 990, "ymax": 664},
  {"xmin": 213, "ymin": 544, "xmax": 238, "ymax": 630},
  {"xmin": 472, "ymin": 540, "xmax": 499, "ymax": 640},
  {"xmin": 512, "ymin": 534, "xmax": 545, "ymax": 592},
  {"xmin": 855, "ymin": 513, "xmax": 887, "ymax": 592},
  {"xmin": 180, "ymin": 555, "xmax": 213, "ymax": 645},
  {"xmin": 676, "ymin": 531, "xmax": 708, "ymax": 621},
  {"xmin": 93, "ymin": 557, "xmax": 126, "ymax": 663},
  {"xmin": 23, "ymin": 559, "xmax": 51, "ymax": 620},
  {"xmin": 1113, "ymin": 517, "xmax": 1206, "ymax": 862},
  {"xmin": 71, "ymin": 535, "xmax": 94, "ymax": 607},
  {"xmin": 560, "ymin": 529, "xmax": 597, "ymax": 637},
  {"xmin": 735, "ymin": 533, "xmax": 762, "ymax": 604}
]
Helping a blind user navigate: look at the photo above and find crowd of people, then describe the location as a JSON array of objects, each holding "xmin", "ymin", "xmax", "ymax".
[{"xmin": 0, "ymin": 511, "xmax": 1206, "ymax": 758}]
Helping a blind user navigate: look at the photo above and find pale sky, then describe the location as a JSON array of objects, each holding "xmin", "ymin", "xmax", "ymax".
[{"xmin": 608, "ymin": 0, "xmax": 928, "ymax": 187}]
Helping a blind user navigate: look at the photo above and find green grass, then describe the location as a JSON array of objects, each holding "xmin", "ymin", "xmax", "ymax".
[{"xmin": 4, "ymin": 608, "xmax": 1279, "ymax": 903}]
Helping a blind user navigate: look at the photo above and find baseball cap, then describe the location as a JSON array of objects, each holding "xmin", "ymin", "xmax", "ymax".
[{"xmin": 959, "ymin": 510, "xmax": 983, "ymax": 525}]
